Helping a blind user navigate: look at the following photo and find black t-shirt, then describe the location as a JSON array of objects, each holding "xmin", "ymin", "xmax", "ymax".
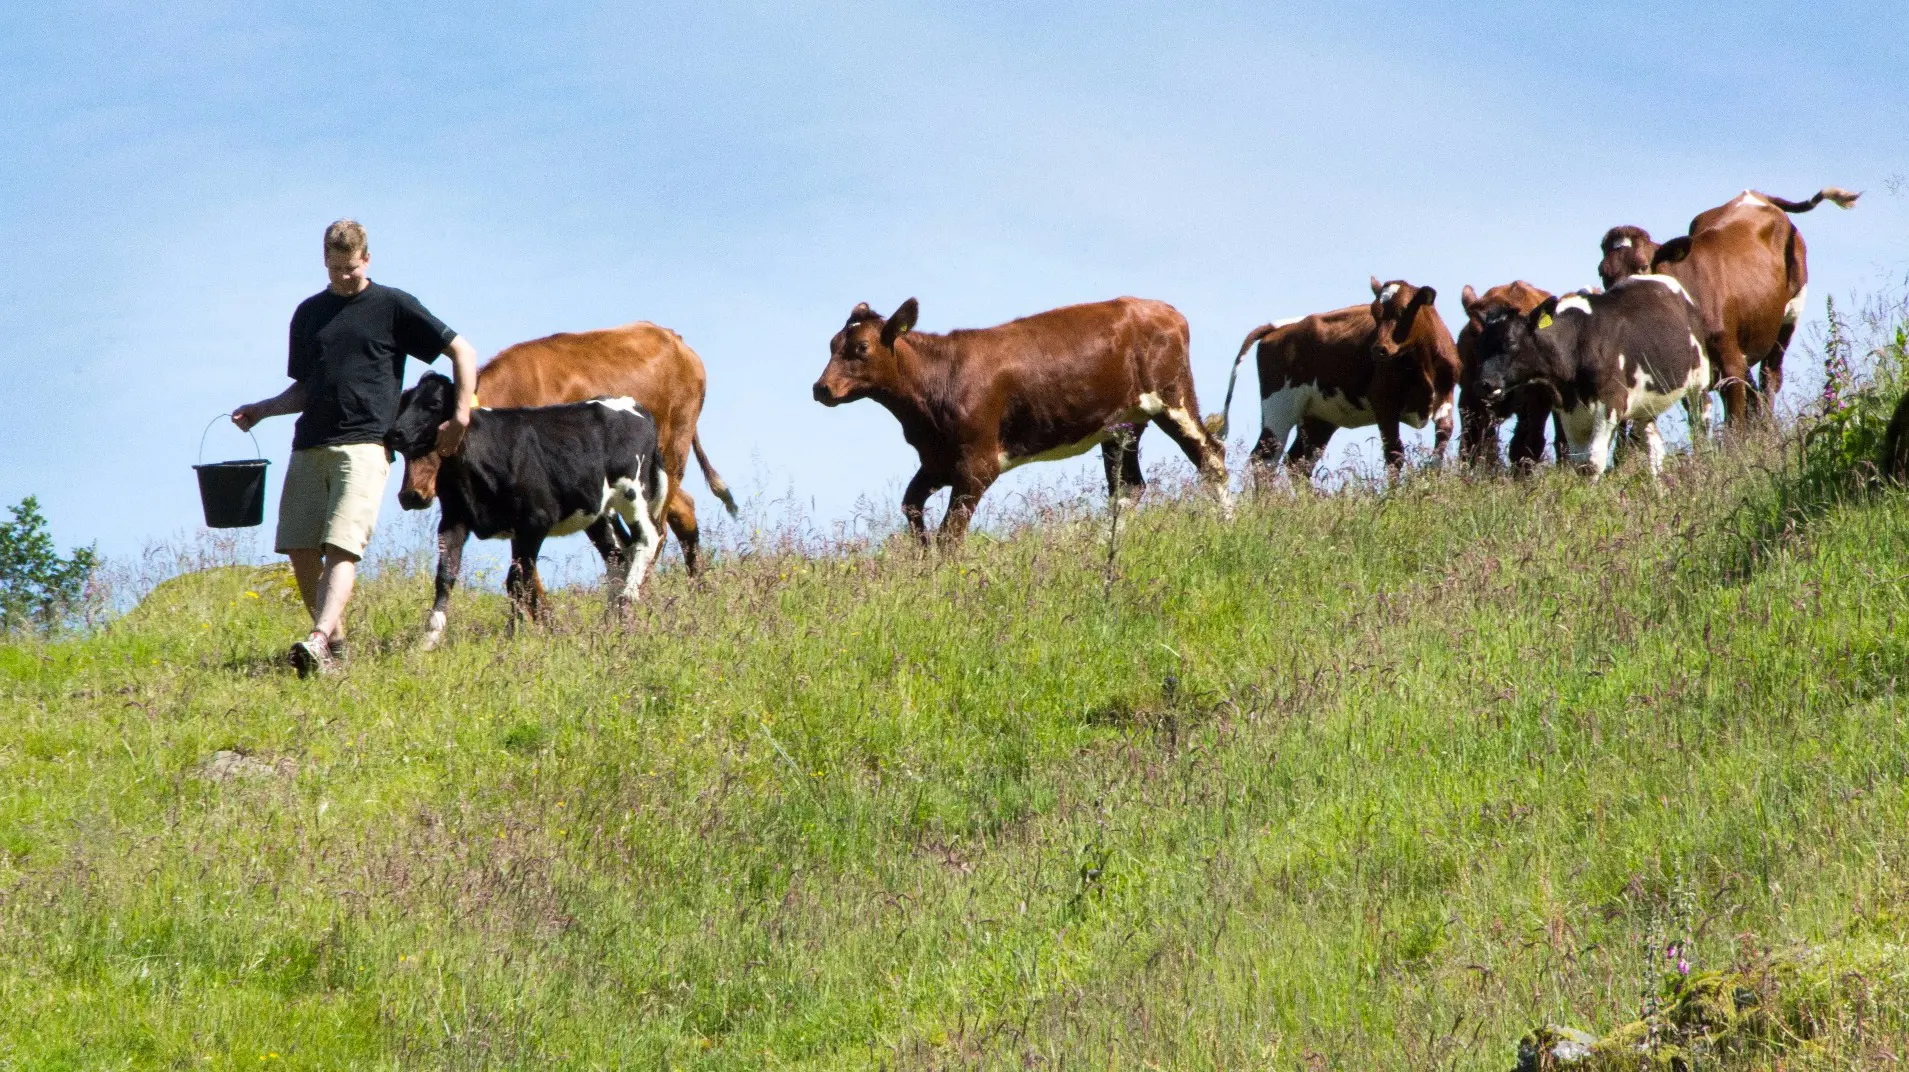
[{"xmin": 287, "ymin": 282, "xmax": 458, "ymax": 449}]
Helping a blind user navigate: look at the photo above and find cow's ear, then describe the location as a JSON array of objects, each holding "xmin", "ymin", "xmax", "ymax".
[
  {"xmin": 883, "ymin": 298, "xmax": 920, "ymax": 347},
  {"xmin": 1653, "ymin": 236, "xmax": 1694, "ymax": 268},
  {"xmin": 1411, "ymin": 285, "xmax": 1437, "ymax": 308},
  {"xmin": 1369, "ymin": 275, "xmax": 1383, "ymax": 297},
  {"xmin": 1531, "ymin": 296, "xmax": 1560, "ymax": 330},
  {"xmin": 1461, "ymin": 285, "xmax": 1479, "ymax": 315}
]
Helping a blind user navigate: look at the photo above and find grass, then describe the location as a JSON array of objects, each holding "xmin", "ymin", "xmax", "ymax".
[{"xmin": 7, "ymin": 360, "xmax": 1909, "ymax": 1067}]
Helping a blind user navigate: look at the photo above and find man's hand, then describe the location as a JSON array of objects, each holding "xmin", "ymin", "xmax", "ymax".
[
  {"xmin": 435, "ymin": 411, "xmax": 470, "ymax": 456},
  {"xmin": 231, "ymin": 404, "xmax": 265, "ymax": 432}
]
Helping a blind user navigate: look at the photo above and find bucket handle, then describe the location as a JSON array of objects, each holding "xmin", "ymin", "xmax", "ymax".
[{"xmin": 198, "ymin": 414, "xmax": 265, "ymax": 466}]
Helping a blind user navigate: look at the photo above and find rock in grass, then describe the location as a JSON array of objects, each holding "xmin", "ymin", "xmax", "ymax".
[
  {"xmin": 1514, "ymin": 1025, "xmax": 1598, "ymax": 1070},
  {"xmin": 194, "ymin": 750, "xmax": 290, "ymax": 782}
]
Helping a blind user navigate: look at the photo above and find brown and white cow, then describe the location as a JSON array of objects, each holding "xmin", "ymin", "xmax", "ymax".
[
  {"xmin": 1596, "ymin": 186, "xmax": 1859, "ymax": 424},
  {"xmin": 1221, "ymin": 277, "xmax": 1460, "ymax": 477},
  {"xmin": 398, "ymin": 321, "xmax": 736, "ymax": 589},
  {"xmin": 1457, "ymin": 280, "xmax": 1560, "ymax": 469},
  {"xmin": 811, "ymin": 297, "xmax": 1228, "ymax": 544}
]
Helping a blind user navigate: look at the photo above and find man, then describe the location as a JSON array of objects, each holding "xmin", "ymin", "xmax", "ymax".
[{"xmin": 232, "ymin": 219, "xmax": 477, "ymax": 676}]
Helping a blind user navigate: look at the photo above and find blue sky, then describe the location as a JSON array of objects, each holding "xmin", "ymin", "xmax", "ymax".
[{"xmin": 4, "ymin": 1, "xmax": 1906, "ymax": 564}]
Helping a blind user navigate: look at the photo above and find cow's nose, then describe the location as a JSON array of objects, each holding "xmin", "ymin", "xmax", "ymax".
[
  {"xmin": 811, "ymin": 382, "xmax": 831, "ymax": 405},
  {"xmin": 398, "ymin": 490, "xmax": 430, "ymax": 511}
]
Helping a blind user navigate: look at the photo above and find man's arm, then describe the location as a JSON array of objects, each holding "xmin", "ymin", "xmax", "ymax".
[
  {"xmin": 232, "ymin": 381, "xmax": 309, "ymax": 432},
  {"xmin": 434, "ymin": 335, "xmax": 479, "ymax": 455}
]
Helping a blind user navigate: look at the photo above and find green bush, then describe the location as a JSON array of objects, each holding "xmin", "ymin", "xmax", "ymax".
[{"xmin": 0, "ymin": 496, "xmax": 97, "ymax": 634}]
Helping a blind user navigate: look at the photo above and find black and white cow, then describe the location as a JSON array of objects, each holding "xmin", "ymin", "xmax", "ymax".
[
  {"xmin": 1472, "ymin": 275, "xmax": 1709, "ymax": 476},
  {"xmin": 386, "ymin": 372, "xmax": 671, "ymax": 649}
]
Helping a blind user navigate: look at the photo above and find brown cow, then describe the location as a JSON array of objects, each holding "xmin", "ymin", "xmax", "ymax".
[
  {"xmin": 398, "ymin": 321, "xmax": 736, "ymax": 584},
  {"xmin": 1456, "ymin": 280, "xmax": 1559, "ymax": 469},
  {"xmin": 1597, "ymin": 186, "xmax": 1859, "ymax": 423},
  {"xmin": 811, "ymin": 297, "xmax": 1228, "ymax": 544},
  {"xmin": 1222, "ymin": 277, "xmax": 1459, "ymax": 477}
]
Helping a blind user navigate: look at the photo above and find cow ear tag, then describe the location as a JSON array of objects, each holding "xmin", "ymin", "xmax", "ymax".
[{"xmin": 1537, "ymin": 313, "xmax": 1554, "ymax": 330}]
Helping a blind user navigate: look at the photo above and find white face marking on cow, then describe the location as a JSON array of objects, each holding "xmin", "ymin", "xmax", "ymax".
[
  {"xmin": 1555, "ymin": 295, "xmax": 1594, "ymax": 317},
  {"xmin": 1736, "ymin": 191, "xmax": 1770, "ymax": 209},
  {"xmin": 590, "ymin": 396, "xmax": 640, "ymax": 413},
  {"xmin": 1379, "ymin": 284, "xmax": 1401, "ymax": 304},
  {"xmin": 1611, "ymin": 236, "xmax": 1633, "ymax": 249},
  {"xmin": 1784, "ymin": 284, "xmax": 1809, "ymax": 325}
]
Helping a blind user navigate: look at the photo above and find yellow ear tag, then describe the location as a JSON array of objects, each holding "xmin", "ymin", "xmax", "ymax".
[{"xmin": 1537, "ymin": 313, "xmax": 1554, "ymax": 329}]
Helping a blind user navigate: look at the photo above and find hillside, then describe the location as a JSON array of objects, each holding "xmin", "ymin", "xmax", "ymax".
[{"xmin": 6, "ymin": 429, "xmax": 1909, "ymax": 1068}]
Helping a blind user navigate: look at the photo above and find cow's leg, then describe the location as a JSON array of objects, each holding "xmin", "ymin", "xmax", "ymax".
[
  {"xmin": 1285, "ymin": 418, "xmax": 1336, "ymax": 484},
  {"xmin": 1249, "ymin": 389, "xmax": 1302, "ymax": 486},
  {"xmin": 421, "ymin": 519, "xmax": 468, "ymax": 651},
  {"xmin": 1376, "ymin": 415, "xmax": 1407, "ymax": 473},
  {"xmin": 1585, "ymin": 405, "xmax": 1619, "ymax": 478},
  {"xmin": 1643, "ymin": 419, "xmax": 1667, "ymax": 477},
  {"xmin": 620, "ymin": 470, "xmax": 670, "ymax": 602},
  {"xmin": 901, "ymin": 467, "xmax": 946, "ymax": 547},
  {"xmin": 664, "ymin": 485, "xmax": 702, "ymax": 577},
  {"xmin": 938, "ymin": 457, "xmax": 999, "ymax": 546},
  {"xmin": 1459, "ymin": 392, "xmax": 1500, "ymax": 469},
  {"xmin": 586, "ymin": 517, "xmax": 630, "ymax": 614},
  {"xmin": 1150, "ymin": 400, "xmax": 1228, "ymax": 487},
  {"xmin": 1507, "ymin": 397, "xmax": 1548, "ymax": 472},
  {"xmin": 1100, "ymin": 434, "xmax": 1144, "ymax": 504},
  {"xmin": 506, "ymin": 531, "xmax": 548, "ymax": 630},
  {"xmin": 1684, "ymin": 390, "xmax": 1713, "ymax": 448},
  {"xmin": 1714, "ymin": 337, "xmax": 1753, "ymax": 428},
  {"xmin": 1430, "ymin": 399, "xmax": 1455, "ymax": 466}
]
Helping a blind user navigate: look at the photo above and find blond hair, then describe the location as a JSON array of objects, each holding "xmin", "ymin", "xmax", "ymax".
[{"xmin": 323, "ymin": 219, "xmax": 368, "ymax": 259}]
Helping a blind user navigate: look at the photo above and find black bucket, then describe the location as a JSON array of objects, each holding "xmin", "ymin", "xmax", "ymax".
[{"xmin": 195, "ymin": 418, "xmax": 270, "ymax": 529}]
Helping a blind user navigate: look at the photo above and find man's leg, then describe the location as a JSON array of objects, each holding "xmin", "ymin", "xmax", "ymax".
[{"xmin": 308, "ymin": 545, "xmax": 360, "ymax": 642}]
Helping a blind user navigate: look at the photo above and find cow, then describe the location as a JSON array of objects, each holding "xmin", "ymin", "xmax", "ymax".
[
  {"xmin": 397, "ymin": 321, "xmax": 736, "ymax": 576},
  {"xmin": 1456, "ymin": 280, "xmax": 1561, "ymax": 469},
  {"xmin": 1472, "ymin": 275, "xmax": 1710, "ymax": 477},
  {"xmin": 811, "ymin": 297, "xmax": 1228, "ymax": 545},
  {"xmin": 1221, "ymin": 277, "xmax": 1460, "ymax": 478},
  {"xmin": 1596, "ymin": 186, "xmax": 1859, "ymax": 424},
  {"xmin": 386, "ymin": 373, "xmax": 671, "ymax": 650}
]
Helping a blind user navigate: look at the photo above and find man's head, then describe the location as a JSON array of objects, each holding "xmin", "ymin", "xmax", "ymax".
[{"xmin": 323, "ymin": 219, "xmax": 371, "ymax": 297}]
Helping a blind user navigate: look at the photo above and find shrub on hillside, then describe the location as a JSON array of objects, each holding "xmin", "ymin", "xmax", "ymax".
[{"xmin": 0, "ymin": 495, "xmax": 99, "ymax": 635}]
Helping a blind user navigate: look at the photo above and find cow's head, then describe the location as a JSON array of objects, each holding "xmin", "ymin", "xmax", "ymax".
[
  {"xmin": 1369, "ymin": 277, "xmax": 1438, "ymax": 361},
  {"xmin": 386, "ymin": 372, "xmax": 456, "ymax": 510},
  {"xmin": 1474, "ymin": 295, "xmax": 1569, "ymax": 406},
  {"xmin": 1598, "ymin": 226, "xmax": 1658, "ymax": 289},
  {"xmin": 813, "ymin": 298, "xmax": 920, "ymax": 407},
  {"xmin": 1461, "ymin": 281, "xmax": 1553, "ymax": 392}
]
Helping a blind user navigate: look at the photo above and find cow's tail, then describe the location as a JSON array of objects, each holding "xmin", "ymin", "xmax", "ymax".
[
  {"xmin": 693, "ymin": 433, "xmax": 739, "ymax": 516},
  {"xmin": 1218, "ymin": 324, "xmax": 1279, "ymax": 440},
  {"xmin": 1764, "ymin": 187, "xmax": 1862, "ymax": 213}
]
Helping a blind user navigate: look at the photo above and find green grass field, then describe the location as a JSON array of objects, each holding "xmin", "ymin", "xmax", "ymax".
[{"xmin": 7, "ymin": 410, "xmax": 1909, "ymax": 1067}]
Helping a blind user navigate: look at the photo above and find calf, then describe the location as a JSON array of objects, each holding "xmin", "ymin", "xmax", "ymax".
[
  {"xmin": 811, "ymin": 297, "xmax": 1228, "ymax": 544},
  {"xmin": 1473, "ymin": 276, "xmax": 1709, "ymax": 476},
  {"xmin": 386, "ymin": 373, "xmax": 670, "ymax": 649},
  {"xmin": 1456, "ymin": 281, "xmax": 1561, "ymax": 469},
  {"xmin": 1597, "ymin": 186, "xmax": 1858, "ymax": 424},
  {"xmin": 1221, "ymin": 277, "xmax": 1459, "ymax": 477},
  {"xmin": 397, "ymin": 321, "xmax": 736, "ymax": 575}
]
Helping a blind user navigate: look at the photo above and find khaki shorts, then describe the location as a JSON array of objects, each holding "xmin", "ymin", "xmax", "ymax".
[{"xmin": 275, "ymin": 443, "xmax": 391, "ymax": 558}]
